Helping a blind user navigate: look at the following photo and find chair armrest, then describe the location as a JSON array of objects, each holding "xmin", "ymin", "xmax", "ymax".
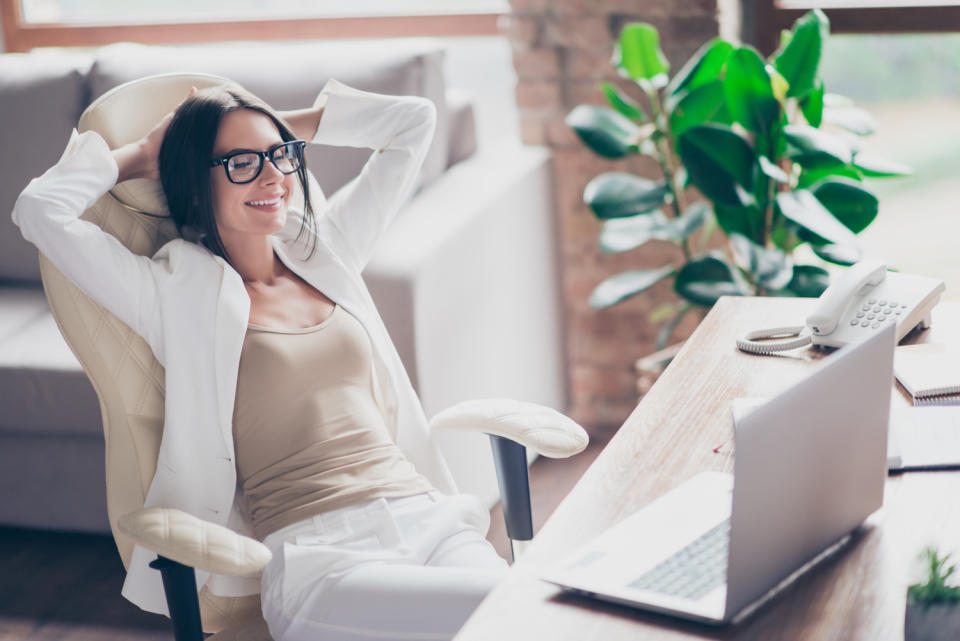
[
  {"xmin": 429, "ymin": 399, "xmax": 588, "ymax": 459},
  {"xmin": 118, "ymin": 507, "xmax": 271, "ymax": 576}
]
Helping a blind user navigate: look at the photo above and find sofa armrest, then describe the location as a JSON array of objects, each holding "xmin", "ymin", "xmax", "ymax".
[
  {"xmin": 430, "ymin": 399, "xmax": 588, "ymax": 459},
  {"xmin": 365, "ymin": 138, "xmax": 564, "ymax": 506},
  {"xmin": 117, "ymin": 507, "xmax": 271, "ymax": 577}
]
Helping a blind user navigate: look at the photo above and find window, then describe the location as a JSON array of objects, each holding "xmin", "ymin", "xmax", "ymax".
[
  {"xmin": 815, "ymin": 32, "xmax": 960, "ymax": 298},
  {"xmin": 753, "ymin": 2, "xmax": 960, "ymax": 298},
  {"xmin": 751, "ymin": 1, "xmax": 960, "ymax": 54},
  {"xmin": 1, "ymin": 0, "xmax": 507, "ymax": 52}
]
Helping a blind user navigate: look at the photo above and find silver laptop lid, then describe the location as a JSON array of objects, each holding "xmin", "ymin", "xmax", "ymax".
[{"xmin": 725, "ymin": 322, "xmax": 895, "ymax": 616}]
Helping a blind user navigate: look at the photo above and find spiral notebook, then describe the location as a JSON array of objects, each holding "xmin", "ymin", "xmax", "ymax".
[{"xmin": 894, "ymin": 343, "xmax": 960, "ymax": 405}]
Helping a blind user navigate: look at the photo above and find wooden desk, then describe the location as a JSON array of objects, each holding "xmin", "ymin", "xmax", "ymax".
[{"xmin": 456, "ymin": 297, "xmax": 960, "ymax": 641}]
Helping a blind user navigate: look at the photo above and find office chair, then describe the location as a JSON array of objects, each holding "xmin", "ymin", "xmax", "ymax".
[{"xmin": 37, "ymin": 73, "xmax": 588, "ymax": 641}]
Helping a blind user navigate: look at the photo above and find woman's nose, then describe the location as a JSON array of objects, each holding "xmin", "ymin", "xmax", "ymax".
[{"xmin": 258, "ymin": 158, "xmax": 283, "ymax": 184}]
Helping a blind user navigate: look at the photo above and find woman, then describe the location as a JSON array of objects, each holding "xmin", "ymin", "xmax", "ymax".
[{"xmin": 13, "ymin": 78, "xmax": 507, "ymax": 641}]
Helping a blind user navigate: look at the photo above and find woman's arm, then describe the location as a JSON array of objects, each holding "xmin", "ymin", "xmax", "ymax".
[
  {"xmin": 12, "ymin": 130, "xmax": 168, "ymax": 360},
  {"xmin": 278, "ymin": 104, "xmax": 325, "ymax": 143},
  {"xmin": 300, "ymin": 79, "xmax": 437, "ymax": 271}
]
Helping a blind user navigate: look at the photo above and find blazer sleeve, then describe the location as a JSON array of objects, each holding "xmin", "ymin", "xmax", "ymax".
[
  {"xmin": 12, "ymin": 129, "xmax": 165, "ymax": 360},
  {"xmin": 309, "ymin": 79, "xmax": 438, "ymax": 271}
]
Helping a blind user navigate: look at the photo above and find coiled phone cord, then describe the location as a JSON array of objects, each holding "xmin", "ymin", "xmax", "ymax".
[{"xmin": 736, "ymin": 326, "xmax": 813, "ymax": 355}]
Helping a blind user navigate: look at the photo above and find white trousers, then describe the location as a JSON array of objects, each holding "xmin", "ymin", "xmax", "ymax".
[{"xmin": 260, "ymin": 492, "xmax": 509, "ymax": 641}]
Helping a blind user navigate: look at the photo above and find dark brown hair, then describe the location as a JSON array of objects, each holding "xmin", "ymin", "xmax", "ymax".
[{"xmin": 158, "ymin": 84, "xmax": 316, "ymax": 265}]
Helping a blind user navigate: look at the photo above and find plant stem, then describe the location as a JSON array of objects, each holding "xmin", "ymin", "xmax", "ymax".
[
  {"xmin": 763, "ymin": 176, "xmax": 776, "ymax": 248},
  {"xmin": 646, "ymin": 86, "xmax": 692, "ymax": 260}
]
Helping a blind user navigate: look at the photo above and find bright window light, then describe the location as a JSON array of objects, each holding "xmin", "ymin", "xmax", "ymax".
[{"xmin": 20, "ymin": 0, "xmax": 510, "ymax": 24}]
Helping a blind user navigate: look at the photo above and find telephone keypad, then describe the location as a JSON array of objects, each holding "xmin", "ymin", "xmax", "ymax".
[
  {"xmin": 861, "ymin": 321, "xmax": 870, "ymax": 327},
  {"xmin": 861, "ymin": 304, "xmax": 871, "ymax": 311},
  {"xmin": 856, "ymin": 312, "xmax": 865, "ymax": 318},
  {"xmin": 850, "ymin": 319, "xmax": 859, "ymax": 326},
  {"xmin": 883, "ymin": 309, "xmax": 892, "ymax": 315},
  {"xmin": 868, "ymin": 314, "xmax": 876, "ymax": 320}
]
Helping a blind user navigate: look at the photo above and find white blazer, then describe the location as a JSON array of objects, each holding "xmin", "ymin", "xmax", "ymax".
[{"xmin": 12, "ymin": 79, "xmax": 457, "ymax": 615}]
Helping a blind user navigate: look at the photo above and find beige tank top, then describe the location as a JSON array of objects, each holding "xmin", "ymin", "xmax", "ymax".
[{"xmin": 233, "ymin": 305, "xmax": 434, "ymax": 540}]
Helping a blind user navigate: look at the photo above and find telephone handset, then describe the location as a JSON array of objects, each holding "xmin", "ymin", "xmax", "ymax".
[{"xmin": 737, "ymin": 260, "xmax": 946, "ymax": 355}]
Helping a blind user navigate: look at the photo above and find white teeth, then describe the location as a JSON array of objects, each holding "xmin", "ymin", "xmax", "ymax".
[{"xmin": 247, "ymin": 197, "xmax": 282, "ymax": 206}]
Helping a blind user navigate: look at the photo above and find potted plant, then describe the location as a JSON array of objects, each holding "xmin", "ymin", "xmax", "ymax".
[
  {"xmin": 566, "ymin": 9, "xmax": 910, "ymax": 350},
  {"xmin": 906, "ymin": 546, "xmax": 960, "ymax": 639}
]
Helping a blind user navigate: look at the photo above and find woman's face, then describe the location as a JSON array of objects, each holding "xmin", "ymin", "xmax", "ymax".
[{"xmin": 210, "ymin": 109, "xmax": 296, "ymax": 242}]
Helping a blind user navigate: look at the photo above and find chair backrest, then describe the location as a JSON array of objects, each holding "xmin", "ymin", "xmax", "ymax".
[{"xmin": 38, "ymin": 73, "xmax": 267, "ymax": 633}]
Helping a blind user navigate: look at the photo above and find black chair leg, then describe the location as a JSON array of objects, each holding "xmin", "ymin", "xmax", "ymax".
[
  {"xmin": 489, "ymin": 435, "xmax": 533, "ymax": 560},
  {"xmin": 149, "ymin": 556, "xmax": 204, "ymax": 641}
]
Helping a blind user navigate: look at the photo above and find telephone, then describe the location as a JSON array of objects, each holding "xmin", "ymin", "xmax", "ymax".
[{"xmin": 737, "ymin": 260, "xmax": 946, "ymax": 355}]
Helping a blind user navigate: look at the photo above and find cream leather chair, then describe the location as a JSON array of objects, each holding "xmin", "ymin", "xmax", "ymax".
[{"xmin": 38, "ymin": 73, "xmax": 588, "ymax": 641}]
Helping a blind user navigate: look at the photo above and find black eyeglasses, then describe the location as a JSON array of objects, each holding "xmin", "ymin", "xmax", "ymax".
[{"xmin": 210, "ymin": 140, "xmax": 306, "ymax": 184}]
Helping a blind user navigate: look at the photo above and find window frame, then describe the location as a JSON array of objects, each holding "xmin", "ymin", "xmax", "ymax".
[
  {"xmin": 0, "ymin": 0, "xmax": 504, "ymax": 52},
  {"xmin": 751, "ymin": 1, "xmax": 960, "ymax": 54}
]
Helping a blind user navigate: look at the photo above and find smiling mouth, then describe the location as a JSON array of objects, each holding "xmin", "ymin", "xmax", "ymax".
[{"xmin": 245, "ymin": 196, "xmax": 284, "ymax": 207}]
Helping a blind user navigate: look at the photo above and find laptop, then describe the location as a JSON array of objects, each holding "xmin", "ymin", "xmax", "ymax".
[{"xmin": 542, "ymin": 322, "xmax": 895, "ymax": 624}]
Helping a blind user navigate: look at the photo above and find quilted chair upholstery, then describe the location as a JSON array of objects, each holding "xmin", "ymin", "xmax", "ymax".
[{"xmin": 38, "ymin": 73, "xmax": 270, "ymax": 637}]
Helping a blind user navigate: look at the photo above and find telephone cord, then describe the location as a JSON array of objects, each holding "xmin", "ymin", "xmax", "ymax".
[{"xmin": 736, "ymin": 326, "xmax": 813, "ymax": 355}]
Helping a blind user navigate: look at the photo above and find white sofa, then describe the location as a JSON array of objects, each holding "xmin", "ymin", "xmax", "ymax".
[{"xmin": 0, "ymin": 38, "xmax": 565, "ymax": 533}]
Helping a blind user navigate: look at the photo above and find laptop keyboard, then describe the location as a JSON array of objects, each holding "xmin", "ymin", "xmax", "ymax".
[{"xmin": 628, "ymin": 519, "xmax": 730, "ymax": 601}]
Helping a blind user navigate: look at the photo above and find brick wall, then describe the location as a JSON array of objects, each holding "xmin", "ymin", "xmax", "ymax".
[{"xmin": 502, "ymin": 0, "xmax": 721, "ymax": 431}]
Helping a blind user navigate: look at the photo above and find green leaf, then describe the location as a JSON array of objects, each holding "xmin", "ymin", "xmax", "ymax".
[
  {"xmin": 600, "ymin": 82, "xmax": 647, "ymax": 122},
  {"xmin": 812, "ymin": 179, "xmax": 879, "ymax": 233},
  {"xmin": 758, "ymin": 156, "xmax": 789, "ymax": 183},
  {"xmin": 723, "ymin": 47, "xmax": 780, "ymax": 134},
  {"xmin": 598, "ymin": 210, "xmax": 669, "ymax": 253},
  {"xmin": 784, "ymin": 124, "xmax": 853, "ymax": 165},
  {"xmin": 713, "ymin": 203, "xmax": 763, "ymax": 243},
  {"xmin": 615, "ymin": 23, "xmax": 670, "ymax": 84},
  {"xmin": 677, "ymin": 124, "xmax": 757, "ymax": 207},
  {"xmin": 730, "ymin": 234, "xmax": 794, "ymax": 290},
  {"xmin": 853, "ymin": 154, "xmax": 913, "ymax": 177},
  {"xmin": 811, "ymin": 243, "xmax": 862, "ymax": 266},
  {"xmin": 798, "ymin": 165, "xmax": 863, "ymax": 189},
  {"xmin": 667, "ymin": 38, "xmax": 734, "ymax": 95},
  {"xmin": 589, "ymin": 266, "xmax": 675, "ymax": 309},
  {"xmin": 823, "ymin": 106, "xmax": 877, "ymax": 135},
  {"xmin": 566, "ymin": 105, "xmax": 644, "ymax": 158},
  {"xmin": 775, "ymin": 189, "xmax": 857, "ymax": 245},
  {"xmin": 800, "ymin": 80, "xmax": 824, "ymax": 127},
  {"xmin": 669, "ymin": 80, "xmax": 731, "ymax": 138},
  {"xmin": 584, "ymin": 173, "xmax": 670, "ymax": 219},
  {"xmin": 674, "ymin": 202, "xmax": 710, "ymax": 238},
  {"xmin": 674, "ymin": 255, "xmax": 748, "ymax": 306},
  {"xmin": 773, "ymin": 9, "xmax": 829, "ymax": 98},
  {"xmin": 781, "ymin": 264, "xmax": 830, "ymax": 297},
  {"xmin": 598, "ymin": 203, "xmax": 709, "ymax": 252}
]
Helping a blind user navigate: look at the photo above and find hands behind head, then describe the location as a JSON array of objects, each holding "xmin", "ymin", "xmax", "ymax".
[{"xmin": 113, "ymin": 86, "xmax": 197, "ymax": 183}]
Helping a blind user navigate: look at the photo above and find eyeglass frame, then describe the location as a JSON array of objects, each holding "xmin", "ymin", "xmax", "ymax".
[{"xmin": 210, "ymin": 140, "xmax": 307, "ymax": 185}]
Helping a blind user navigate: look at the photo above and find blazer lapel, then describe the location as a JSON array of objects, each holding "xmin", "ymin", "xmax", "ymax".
[{"xmin": 212, "ymin": 256, "xmax": 250, "ymax": 457}]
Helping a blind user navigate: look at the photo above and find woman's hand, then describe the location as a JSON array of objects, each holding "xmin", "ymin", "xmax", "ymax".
[{"xmin": 113, "ymin": 87, "xmax": 196, "ymax": 183}]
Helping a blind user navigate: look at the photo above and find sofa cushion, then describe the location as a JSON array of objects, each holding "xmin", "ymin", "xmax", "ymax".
[
  {"xmin": 0, "ymin": 286, "xmax": 101, "ymax": 437},
  {"xmin": 0, "ymin": 52, "xmax": 92, "ymax": 283},
  {"xmin": 88, "ymin": 39, "xmax": 449, "ymax": 198}
]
